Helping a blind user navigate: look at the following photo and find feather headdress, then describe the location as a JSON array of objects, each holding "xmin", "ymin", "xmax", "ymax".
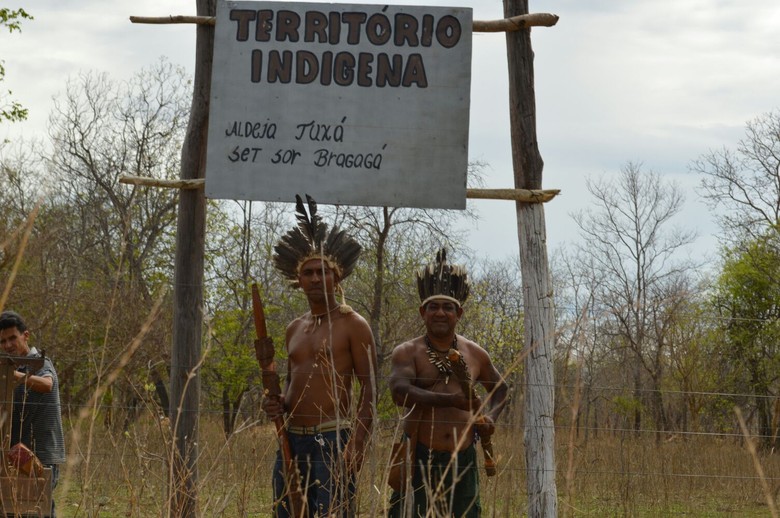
[
  {"xmin": 273, "ymin": 194, "xmax": 362, "ymax": 288},
  {"xmin": 416, "ymin": 248, "xmax": 470, "ymax": 308}
]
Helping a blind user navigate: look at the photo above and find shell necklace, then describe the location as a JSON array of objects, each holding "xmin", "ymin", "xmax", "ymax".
[{"xmin": 425, "ymin": 335, "xmax": 457, "ymax": 385}]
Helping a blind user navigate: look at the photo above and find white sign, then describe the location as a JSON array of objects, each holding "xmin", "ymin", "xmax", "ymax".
[{"xmin": 205, "ymin": 1, "xmax": 472, "ymax": 209}]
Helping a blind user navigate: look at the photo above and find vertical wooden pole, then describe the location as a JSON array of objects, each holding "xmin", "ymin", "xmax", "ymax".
[
  {"xmin": 503, "ymin": 0, "xmax": 559, "ymax": 516},
  {"xmin": 169, "ymin": 0, "xmax": 214, "ymax": 516}
]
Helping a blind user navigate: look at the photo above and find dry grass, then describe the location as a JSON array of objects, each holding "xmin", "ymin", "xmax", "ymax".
[
  {"xmin": 557, "ymin": 433, "xmax": 780, "ymax": 517},
  {"xmin": 50, "ymin": 413, "xmax": 780, "ymax": 517}
]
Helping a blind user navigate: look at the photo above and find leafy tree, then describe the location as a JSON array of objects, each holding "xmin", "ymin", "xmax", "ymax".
[
  {"xmin": 664, "ymin": 294, "xmax": 722, "ymax": 434},
  {"xmin": 48, "ymin": 59, "xmax": 190, "ymax": 303},
  {"xmin": 461, "ymin": 258, "xmax": 524, "ymax": 381},
  {"xmin": 693, "ymin": 109, "xmax": 780, "ymax": 447},
  {"xmin": 713, "ymin": 235, "xmax": 780, "ymax": 449},
  {"xmin": 202, "ymin": 200, "xmax": 301, "ymax": 436},
  {"xmin": 0, "ymin": 8, "xmax": 32, "ymax": 123},
  {"xmin": 458, "ymin": 257, "xmax": 525, "ymax": 422}
]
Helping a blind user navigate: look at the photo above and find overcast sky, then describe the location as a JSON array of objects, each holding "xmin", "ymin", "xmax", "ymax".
[{"xmin": 3, "ymin": 0, "xmax": 779, "ymax": 266}]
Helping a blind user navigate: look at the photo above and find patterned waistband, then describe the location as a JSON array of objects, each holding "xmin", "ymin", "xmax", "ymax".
[{"xmin": 286, "ymin": 419, "xmax": 352, "ymax": 435}]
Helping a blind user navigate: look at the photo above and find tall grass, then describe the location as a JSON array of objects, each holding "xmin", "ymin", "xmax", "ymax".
[{"xmin": 47, "ymin": 412, "xmax": 780, "ymax": 517}]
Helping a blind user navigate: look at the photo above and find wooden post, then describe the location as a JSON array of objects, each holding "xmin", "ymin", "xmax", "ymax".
[
  {"xmin": 504, "ymin": 0, "xmax": 559, "ymax": 516},
  {"xmin": 169, "ymin": 0, "xmax": 213, "ymax": 516}
]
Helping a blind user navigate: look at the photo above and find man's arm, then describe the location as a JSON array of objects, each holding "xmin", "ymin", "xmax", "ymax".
[
  {"xmin": 388, "ymin": 342, "xmax": 472, "ymax": 411},
  {"xmin": 476, "ymin": 352, "xmax": 509, "ymax": 427},
  {"xmin": 14, "ymin": 370, "xmax": 53, "ymax": 393}
]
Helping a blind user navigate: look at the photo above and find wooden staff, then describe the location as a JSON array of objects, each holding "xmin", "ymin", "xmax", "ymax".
[
  {"xmin": 447, "ymin": 349, "xmax": 497, "ymax": 476},
  {"xmin": 252, "ymin": 284, "xmax": 306, "ymax": 516}
]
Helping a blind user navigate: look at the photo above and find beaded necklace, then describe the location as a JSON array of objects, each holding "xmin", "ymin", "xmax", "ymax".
[{"xmin": 425, "ymin": 335, "xmax": 458, "ymax": 385}]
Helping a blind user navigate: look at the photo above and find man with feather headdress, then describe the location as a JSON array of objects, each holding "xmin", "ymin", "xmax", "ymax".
[
  {"xmin": 262, "ymin": 194, "xmax": 377, "ymax": 517},
  {"xmin": 388, "ymin": 249, "xmax": 508, "ymax": 517}
]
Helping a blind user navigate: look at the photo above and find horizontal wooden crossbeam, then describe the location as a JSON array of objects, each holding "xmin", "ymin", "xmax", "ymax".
[
  {"xmin": 118, "ymin": 175, "xmax": 559, "ymax": 202},
  {"xmin": 129, "ymin": 13, "xmax": 559, "ymax": 31},
  {"xmin": 119, "ymin": 175, "xmax": 204, "ymax": 190},
  {"xmin": 474, "ymin": 14, "xmax": 559, "ymax": 31},
  {"xmin": 467, "ymin": 188, "xmax": 559, "ymax": 203}
]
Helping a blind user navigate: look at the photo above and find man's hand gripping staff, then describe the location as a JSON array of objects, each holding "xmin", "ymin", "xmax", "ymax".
[
  {"xmin": 447, "ymin": 349, "xmax": 498, "ymax": 477},
  {"xmin": 252, "ymin": 284, "xmax": 307, "ymax": 517}
]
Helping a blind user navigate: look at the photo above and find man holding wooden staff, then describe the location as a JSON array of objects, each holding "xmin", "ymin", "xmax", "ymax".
[
  {"xmin": 262, "ymin": 194, "xmax": 377, "ymax": 517},
  {"xmin": 388, "ymin": 249, "xmax": 508, "ymax": 517}
]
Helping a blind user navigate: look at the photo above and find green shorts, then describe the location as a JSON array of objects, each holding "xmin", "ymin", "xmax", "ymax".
[{"xmin": 389, "ymin": 441, "xmax": 481, "ymax": 517}]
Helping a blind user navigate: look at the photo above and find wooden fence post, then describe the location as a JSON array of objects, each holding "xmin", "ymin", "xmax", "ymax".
[
  {"xmin": 169, "ymin": 0, "xmax": 214, "ymax": 516},
  {"xmin": 504, "ymin": 0, "xmax": 559, "ymax": 516}
]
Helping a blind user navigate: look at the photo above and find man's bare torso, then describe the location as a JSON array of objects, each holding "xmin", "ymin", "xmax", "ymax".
[
  {"xmin": 403, "ymin": 335, "xmax": 482, "ymax": 452},
  {"xmin": 285, "ymin": 310, "xmax": 358, "ymax": 427}
]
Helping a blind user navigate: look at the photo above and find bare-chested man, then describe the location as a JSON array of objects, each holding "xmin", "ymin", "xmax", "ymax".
[
  {"xmin": 263, "ymin": 195, "xmax": 377, "ymax": 517},
  {"xmin": 388, "ymin": 250, "xmax": 508, "ymax": 517}
]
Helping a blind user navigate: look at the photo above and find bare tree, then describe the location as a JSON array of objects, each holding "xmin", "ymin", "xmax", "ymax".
[
  {"xmin": 0, "ymin": 141, "xmax": 46, "ymax": 269},
  {"xmin": 552, "ymin": 246, "xmax": 613, "ymax": 442},
  {"xmin": 693, "ymin": 109, "xmax": 780, "ymax": 247},
  {"xmin": 48, "ymin": 59, "xmax": 190, "ymax": 303},
  {"xmin": 573, "ymin": 162, "xmax": 696, "ymax": 437},
  {"xmin": 40, "ymin": 59, "xmax": 190, "ymax": 421}
]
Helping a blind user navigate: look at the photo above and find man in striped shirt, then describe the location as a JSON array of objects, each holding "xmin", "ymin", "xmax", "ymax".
[{"xmin": 0, "ymin": 310, "xmax": 65, "ymax": 518}]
